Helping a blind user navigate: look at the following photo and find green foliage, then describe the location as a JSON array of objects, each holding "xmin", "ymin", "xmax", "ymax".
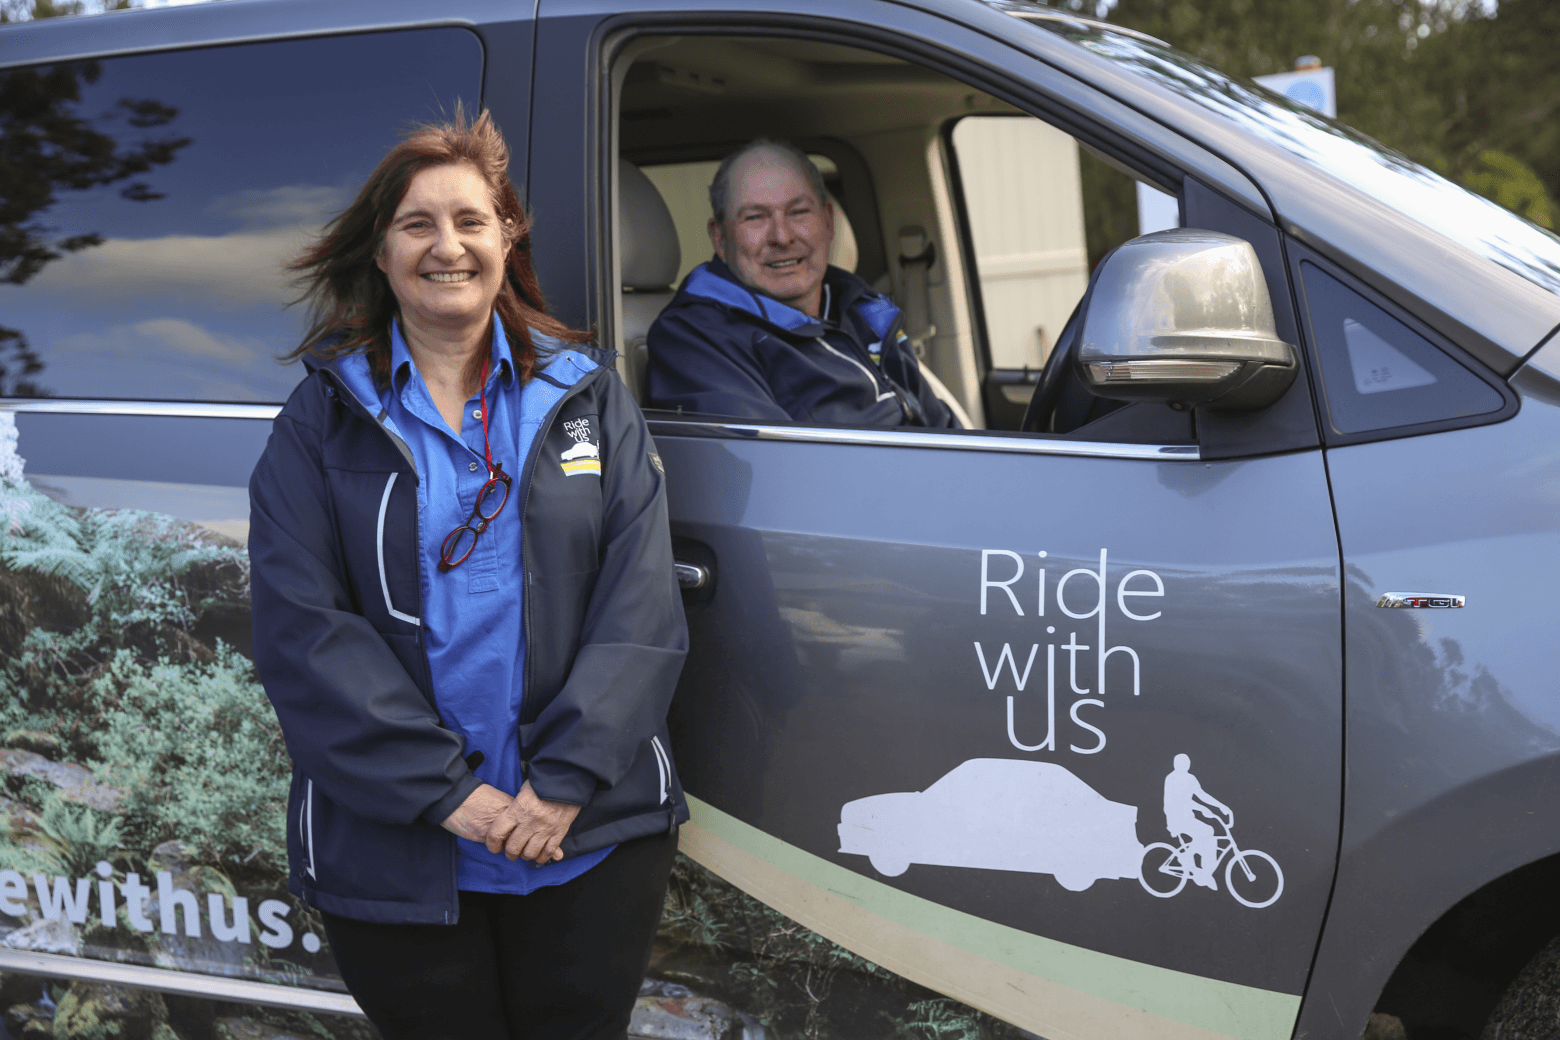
[
  {"xmin": 50, "ymin": 981, "xmax": 168, "ymax": 1040},
  {"xmin": 211, "ymin": 1006, "xmax": 380, "ymax": 1040},
  {"xmin": 660, "ymin": 855, "xmax": 1024, "ymax": 1040},
  {"xmin": 660, "ymin": 852, "xmax": 741, "ymax": 952},
  {"xmin": 0, "ymin": 480, "xmax": 249, "ymax": 723},
  {"xmin": 0, "ymin": 479, "xmax": 301, "ymax": 1017},
  {"xmin": 2, "ymin": 770, "xmax": 59, "ymax": 808},
  {"xmin": 662, "ymin": 854, "xmax": 887, "ymax": 1035},
  {"xmin": 0, "ymin": 793, "xmax": 122, "ymax": 880},
  {"xmin": 664, "ymin": 853, "xmax": 896, "ymax": 981},
  {"xmin": 0, "ymin": 480, "xmax": 242, "ymax": 662},
  {"xmin": 898, "ymin": 999, "xmax": 997, "ymax": 1040},
  {"xmin": 0, "ymin": 0, "xmax": 133, "ymax": 19},
  {"xmin": 87, "ymin": 647, "xmax": 289, "ymax": 870},
  {"xmin": 0, "ymin": 477, "xmax": 285, "ymax": 875},
  {"xmin": 0, "ymin": 822, "xmax": 59, "ymax": 876},
  {"xmin": 1079, "ymin": 149, "xmax": 1141, "ymax": 269},
  {"xmin": 1464, "ymin": 150, "xmax": 1553, "ymax": 229},
  {"xmin": 1095, "ymin": 0, "xmax": 1560, "ymax": 232},
  {"xmin": 1405, "ymin": 0, "xmax": 1560, "ymax": 222},
  {"xmin": 35, "ymin": 799, "xmax": 121, "ymax": 879}
]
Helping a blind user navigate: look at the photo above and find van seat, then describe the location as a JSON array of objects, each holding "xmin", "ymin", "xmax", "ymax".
[
  {"xmin": 619, "ymin": 159, "xmax": 680, "ymax": 398},
  {"xmin": 827, "ymin": 191, "xmax": 857, "ymax": 274}
]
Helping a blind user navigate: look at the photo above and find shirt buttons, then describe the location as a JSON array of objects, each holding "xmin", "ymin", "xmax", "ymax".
[
  {"xmin": 472, "ymin": 408, "xmax": 482, "ymax": 419},
  {"xmin": 468, "ymin": 461, "xmax": 480, "ymax": 472}
]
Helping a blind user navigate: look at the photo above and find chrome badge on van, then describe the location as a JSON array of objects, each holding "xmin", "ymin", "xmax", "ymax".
[{"xmin": 1375, "ymin": 592, "xmax": 1466, "ymax": 608}]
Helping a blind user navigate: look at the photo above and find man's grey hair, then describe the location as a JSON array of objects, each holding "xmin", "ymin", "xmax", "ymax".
[{"xmin": 708, "ymin": 139, "xmax": 828, "ymax": 224}]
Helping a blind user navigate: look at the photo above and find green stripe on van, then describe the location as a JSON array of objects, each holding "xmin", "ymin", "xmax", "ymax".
[{"xmin": 686, "ymin": 795, "xmax": 1301, "ymax": 1040}]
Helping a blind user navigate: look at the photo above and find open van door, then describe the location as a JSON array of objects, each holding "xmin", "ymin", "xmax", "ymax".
[{"xmin": 530, "ymin": 4, "xmax": 1343, "ymax": 1038}]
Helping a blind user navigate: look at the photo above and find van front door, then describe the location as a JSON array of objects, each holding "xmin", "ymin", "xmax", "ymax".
[
  {"xmin": 529, "ymin": 5, "xmax": 1342, "ymax": 1039},
  {"xmin": 655, "ymin": 424, "xmax": 1339, "ymax": 1040}
]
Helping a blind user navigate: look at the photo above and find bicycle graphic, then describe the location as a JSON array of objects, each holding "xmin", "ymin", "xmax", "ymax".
[{"xmin": 1138, "ymin": 810, "xmax": 1284, "ymax": 908}]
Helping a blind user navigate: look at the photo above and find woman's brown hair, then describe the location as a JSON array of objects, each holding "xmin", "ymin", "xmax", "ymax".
[{"xmin": 286, "ymin": 107, "xmax": 587, "ymax": 385}]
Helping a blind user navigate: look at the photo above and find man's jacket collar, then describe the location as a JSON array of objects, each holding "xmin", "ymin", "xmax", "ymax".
[{"xmin": 679, "ymin": 256, "xmax": 901, "ymax": 343}]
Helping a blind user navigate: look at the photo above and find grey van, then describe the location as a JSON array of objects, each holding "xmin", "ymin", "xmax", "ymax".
[{"xmin": 3, "ymin": 1, "xmax": 1560, "ymax": 1039}]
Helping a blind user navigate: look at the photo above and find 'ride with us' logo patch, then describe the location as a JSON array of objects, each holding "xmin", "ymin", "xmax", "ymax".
[{"xmin": 559, "ymin": 416, "xmax": 600, "ymax": 476}]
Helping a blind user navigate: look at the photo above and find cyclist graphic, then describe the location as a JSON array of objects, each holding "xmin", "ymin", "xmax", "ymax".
[
  {"xmin": 1163, "ymin": 754, "xmax": 1231, "ymax": 890},
  {"xmin": 1141, "ymin": 753, "xmax": 1283, "ymax": 907}
]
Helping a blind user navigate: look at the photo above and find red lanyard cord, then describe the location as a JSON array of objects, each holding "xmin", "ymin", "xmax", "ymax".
[
  {"xmin": 478, "ymin": 359, "xmax": 498, "ymax": 479},
  {"xmin": 437, "ymin": 357, "xmax": 510, "ymax": 573}
]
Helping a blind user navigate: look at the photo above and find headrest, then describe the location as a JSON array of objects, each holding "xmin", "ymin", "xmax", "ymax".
[
  {"xmin": 826, "ymin": 191, "xmax": 858, "ymax": 274},
  {"xmin": 619, "ymin": 159, "xmax": 681, "ymax": 290}
]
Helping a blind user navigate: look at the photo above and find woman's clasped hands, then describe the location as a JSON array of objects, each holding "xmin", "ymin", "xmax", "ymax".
[{"xmin": 440, "ymin": 782, "xmax": 582, "ymax": 864}]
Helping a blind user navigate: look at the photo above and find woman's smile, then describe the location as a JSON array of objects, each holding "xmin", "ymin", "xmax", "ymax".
[{"xmin": 376, "ymin": 162, "xmax": 508, "ymax": 332}]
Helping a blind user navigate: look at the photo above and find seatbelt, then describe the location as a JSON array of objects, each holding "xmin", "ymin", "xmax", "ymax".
[{"xmin": 897, "ymin": 226, "xmax": 937, "ymax": 359}]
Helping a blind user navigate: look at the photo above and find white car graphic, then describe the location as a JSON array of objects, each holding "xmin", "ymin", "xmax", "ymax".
[
  {"xmin": 560, "ymin": 440, "xmax": 599, "ymax": 461},
  {"xmin": 838, "ymin": 759, "xmax": 1145, "ymax": 891}
]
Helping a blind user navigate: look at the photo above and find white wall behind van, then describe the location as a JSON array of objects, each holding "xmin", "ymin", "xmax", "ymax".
[{"xmin": 951, "ymin": 116, "xmax": 1089, "ymax": 370}]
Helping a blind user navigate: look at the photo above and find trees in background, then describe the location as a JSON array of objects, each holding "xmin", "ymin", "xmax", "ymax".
[
  {"xmin": 1415, "ymin": 0, "xmax": 1558, "ymax": 228},
  {"xmin": 1104, "ymin": 0, "xmax": 1557, "ymax": 228},
  {"xmin": 0, "ymin": 0, "xmax": 135, "ymax": 21}
]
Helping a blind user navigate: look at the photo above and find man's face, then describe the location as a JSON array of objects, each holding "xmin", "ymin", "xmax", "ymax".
[{"xmin": 709, "ymin": 151, "xmax": 834, "ymax": 316}]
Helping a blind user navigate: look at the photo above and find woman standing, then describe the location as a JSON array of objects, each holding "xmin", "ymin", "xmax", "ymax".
[{"xmin": 249, "ymin": 111, "xmax": 688, "ymax": 1040}]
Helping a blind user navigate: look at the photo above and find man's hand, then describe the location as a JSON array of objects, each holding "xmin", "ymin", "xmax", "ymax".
[
  {"xmin": 485, "ymin": 782, "xmax": 582, "ymax": 865},
  {"xmin": 440, "ymin": 783, "xmax": 514, "ymax": 842}
]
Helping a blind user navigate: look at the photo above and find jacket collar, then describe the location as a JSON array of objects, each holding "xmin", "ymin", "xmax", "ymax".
[
  {"xmin": 679, "ymin": 256, "xmax": 901, "ymax": 342},
  {"xmin": 300, "ymin": 320, "xmax": 616, "ymax": 403},
  {"xmin": 301, "ymin": 319, "xmax": 613, "ymax": 478}
]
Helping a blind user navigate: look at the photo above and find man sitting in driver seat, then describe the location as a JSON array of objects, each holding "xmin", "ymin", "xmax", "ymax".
[{"xmin": 646, "ymin": 139, "xmax": 959, "ymax": 428}]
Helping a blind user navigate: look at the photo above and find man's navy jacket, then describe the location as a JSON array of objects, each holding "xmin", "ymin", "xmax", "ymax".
[
  {"xmin": 249, "ymin": 341, "xmax": 688, "ymax": 925},
  {"xmin": 645, "ymin": 257, "xmax": 959, "ymax": 428}
]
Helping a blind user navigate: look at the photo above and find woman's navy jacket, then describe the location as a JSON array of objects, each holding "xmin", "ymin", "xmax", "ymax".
[{"xmin": 248, "ymin": 342, "xmax": 689, "ymax": 925}]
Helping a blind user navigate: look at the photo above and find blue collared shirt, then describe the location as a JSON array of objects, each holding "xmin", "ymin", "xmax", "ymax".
[{"xmin": 336, "ymin": 315, "xmax": 612, "ymax": 894}]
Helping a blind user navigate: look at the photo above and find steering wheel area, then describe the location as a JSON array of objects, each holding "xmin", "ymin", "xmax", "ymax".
[{"xmin": 1019, "ymin": 294, "xmax": 1086, "ymax": 434}]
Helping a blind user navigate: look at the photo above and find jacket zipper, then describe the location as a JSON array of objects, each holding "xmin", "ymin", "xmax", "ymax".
[
  {"xmin": 815, "ymin": 337, "xmax": 897, "ymax": 404},
  {"xmin": 315, "ymin": 367, "xmax": 419, "ymax": 473},
  {"xmin": 857, "ymin": 311, "xmax": 925, "ymax": 425},
  {"xmin": 813, "ymin": 306, "xmax": 922, "ymax": 423}
]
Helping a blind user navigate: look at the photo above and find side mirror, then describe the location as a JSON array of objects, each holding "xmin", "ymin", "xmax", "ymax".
[{"xmin": 1078, "ymin": 229, "xmax": 1297, "ymax": 411}]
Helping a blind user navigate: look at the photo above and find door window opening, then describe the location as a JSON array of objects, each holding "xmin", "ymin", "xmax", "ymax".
[{"xmin": 612, "ymin": 33, "xmax": 1182, "ymax": 442}]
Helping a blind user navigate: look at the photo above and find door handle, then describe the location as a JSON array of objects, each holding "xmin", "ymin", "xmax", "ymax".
[{"xmin": 674, "ymin": 561, "xmax": 711, "ymax": 590}]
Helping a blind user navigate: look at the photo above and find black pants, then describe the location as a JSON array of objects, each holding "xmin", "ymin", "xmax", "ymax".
[{"xmin": 321, "ymin": 829, "xmax": 678, "ymax": 1040}]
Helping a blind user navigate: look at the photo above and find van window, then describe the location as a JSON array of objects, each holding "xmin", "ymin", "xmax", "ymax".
[
  {"xmin": 950, "ymin": 115, "xmax": 1165, "ymax": 372},
  {"xmin": 950, "ymin": 116, "xmax": 1091, "ymax": 371},
  {"xmin": 1300, "ymin": 262, "xmax": 1505, "ymax": 434},
  {"xmin": 0, "ymin": 29, "xmax": 482, "ymax": 403},
  {"xmin": 617, "ymin": 36, "xmax": 1187, "ymax": 438}
]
